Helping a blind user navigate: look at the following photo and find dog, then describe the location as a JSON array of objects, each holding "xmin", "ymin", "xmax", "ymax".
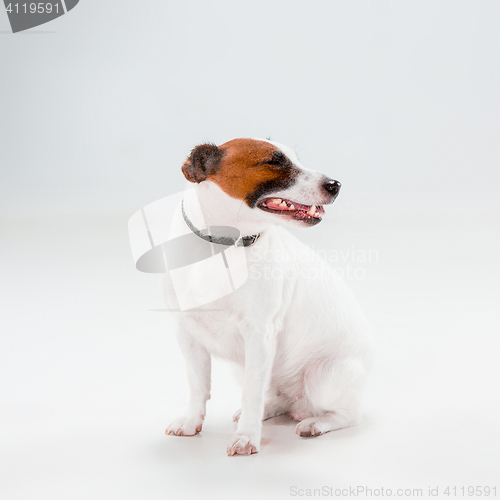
[{"xmin": 162, "ymin": 138, "xmax": 373, "ymax": 456}]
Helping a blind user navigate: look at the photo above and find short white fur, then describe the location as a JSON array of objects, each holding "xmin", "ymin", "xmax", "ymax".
[{"xmin": 163, "ymin": 140, "xmax": 373, "ymax": 456}]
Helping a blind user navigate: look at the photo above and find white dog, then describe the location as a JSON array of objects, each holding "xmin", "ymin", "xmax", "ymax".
[{"xmin": 163, "ymin": 138, "xmax": 373, "ymax": 456}]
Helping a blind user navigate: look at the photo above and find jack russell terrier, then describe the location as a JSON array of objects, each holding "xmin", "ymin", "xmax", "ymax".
[{"xmin": 162, "ymin": 138, "xmax": 373, "ymax": 456}]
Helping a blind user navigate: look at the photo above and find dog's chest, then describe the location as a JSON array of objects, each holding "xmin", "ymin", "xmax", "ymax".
[
  {"xmin": 178, "ymin": 305, "xmax": 248, "ymax": 362},
  {"xmin": 164, "ymin": 226, "xmax": 298, "ymax": 361}
]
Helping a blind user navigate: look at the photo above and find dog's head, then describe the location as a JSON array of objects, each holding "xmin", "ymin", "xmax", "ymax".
[{"xmin": 181, "ymin": 138, "xmax": 340, "ymax": 227}]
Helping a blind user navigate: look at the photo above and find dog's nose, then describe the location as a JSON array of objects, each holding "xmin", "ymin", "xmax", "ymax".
[{"xmin": 323, "ymin": 179, "xmax": 341, "ymax": 197}]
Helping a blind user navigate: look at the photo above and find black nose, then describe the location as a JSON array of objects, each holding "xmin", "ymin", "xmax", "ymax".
[{"xmin": 323, "ymin": 179, "xmax": 341, "ymax": 197}]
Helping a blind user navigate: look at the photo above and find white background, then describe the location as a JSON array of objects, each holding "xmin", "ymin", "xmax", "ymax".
[{"xmin": 1, "ymin": 1, "xmax": 499, "ymax": 499}]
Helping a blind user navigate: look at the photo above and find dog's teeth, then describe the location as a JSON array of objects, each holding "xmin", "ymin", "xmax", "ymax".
[
  {"xmin": 280, "ymin": 201, "xmax": 287, "ymax": 208},
  {"xmin": 289, "ymin": 204, "xmax": 295, "ymax": 210},
  {"xmin": 307, "ymin": 205, "xmax": 316, "ymax": 216},
  {"xmin": 273, "ymin": 198, "xmax": 282, "ymax": 204}
]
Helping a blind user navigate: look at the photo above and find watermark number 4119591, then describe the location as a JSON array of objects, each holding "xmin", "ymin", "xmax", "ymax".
[{"xmin": 3, "ymin": 1, "xmax": 79, "ymax": 33}]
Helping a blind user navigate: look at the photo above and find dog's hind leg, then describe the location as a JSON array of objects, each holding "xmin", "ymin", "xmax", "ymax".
[
  {"xmin": 295, "ymin": 409, "xmax": 361, "ymax": 437},
  {"xmin": 294, "ymin": 358, "xmax": 367, "ymax": 437}
]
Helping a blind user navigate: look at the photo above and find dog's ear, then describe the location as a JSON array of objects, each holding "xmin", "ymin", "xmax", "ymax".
[{"xmin": 181, "ymin": 143, "xmax": 224, "ymax": 183}]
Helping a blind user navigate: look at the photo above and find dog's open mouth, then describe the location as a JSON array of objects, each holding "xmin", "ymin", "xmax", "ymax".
[{"xmin": 258, "ymin": 197, "xmax": 325, "ymax": 224}]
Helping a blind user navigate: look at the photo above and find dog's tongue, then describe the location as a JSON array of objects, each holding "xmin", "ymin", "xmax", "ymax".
[
  {"xmin": 263, "ymin": 198, "xmax": 325, "ymax": 218},
  {"xmin": 264, "ymin": 198, "xmax": 293, "ymax": 210},
  {"xmin": 264, "ymin": 198, "xmax": 315, "ymax": 211}
]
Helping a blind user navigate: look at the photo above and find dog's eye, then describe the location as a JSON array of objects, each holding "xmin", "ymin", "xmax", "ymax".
[
  {"xmin": 256, "ymin": 152, "xmax": 292, "ymax": 170},
  {"xmin": 266, "ymin": 159, "xmax": 285, "ymax": 166},
  {"xmin": 266, "ymin": 152, "xmax": 292, "ymax": 169},
  {"xmin": 269, "ymin": 160, "xmax": 292, "ymax": 171}
]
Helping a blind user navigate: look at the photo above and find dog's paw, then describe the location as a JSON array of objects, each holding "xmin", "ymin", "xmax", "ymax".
[
  {"xmin": 295, "ymin": 416, "xmax": 327, "ymax": 437},
  {"xmin": 165, "ymin": 415, "xmax": 203, "ymax": 437},
  {"xmin": 227, "ymin": 432, "xmax": 260, "ymax": 456}
]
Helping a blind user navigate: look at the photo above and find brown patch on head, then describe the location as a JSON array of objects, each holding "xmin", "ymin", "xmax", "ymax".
[{"xmin": 207, "ymin": 139, "xmax": 299, "ymax": 207}]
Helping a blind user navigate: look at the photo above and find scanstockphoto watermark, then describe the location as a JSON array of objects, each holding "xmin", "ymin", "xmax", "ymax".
[
  {"xmin": 249, "ymin": 245, "xmax": 379, "ymax": 282},
  {"xmin": 250, "ymin": 245, "xmax": 379, "ymax": 266},
  {"xmin": 250, "ymin": 264, "xmax": 369, "ymax": 282},
  {"xmin": 290, "ymin": 485, "xmax": 498, "ymax": 497},
  {"xmin": 290, "ymin": 486, "xmax": 423, "ymax": 497}
]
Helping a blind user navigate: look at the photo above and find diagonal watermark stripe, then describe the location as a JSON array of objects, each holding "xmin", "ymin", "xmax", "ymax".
[{"xmin": 129, "ymin": 190, "xmax": 248, "ymax": 311}]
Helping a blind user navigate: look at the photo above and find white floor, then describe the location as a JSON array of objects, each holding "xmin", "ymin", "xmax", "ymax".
[{"xmin": 1, "ymin": 206, "xmax": 499, "ymax": 499}]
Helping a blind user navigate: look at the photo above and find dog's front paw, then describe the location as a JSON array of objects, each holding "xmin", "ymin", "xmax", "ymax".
[
  {"xmin": 227, "ymin": 432, "xmax": 260, "ymax": 456},
  {"xmin": 165, "ymin": 415, "xmax": 203, "ymax": 437}
]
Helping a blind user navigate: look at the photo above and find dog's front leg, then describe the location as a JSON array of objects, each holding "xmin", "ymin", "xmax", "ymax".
[
  {"xmin": 227, "ymin": 328, "xmax": 274, "ymax": 456},
  {"xmin": 165, "ymin": 331, "xmax": 211, "ymax": 437}
]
